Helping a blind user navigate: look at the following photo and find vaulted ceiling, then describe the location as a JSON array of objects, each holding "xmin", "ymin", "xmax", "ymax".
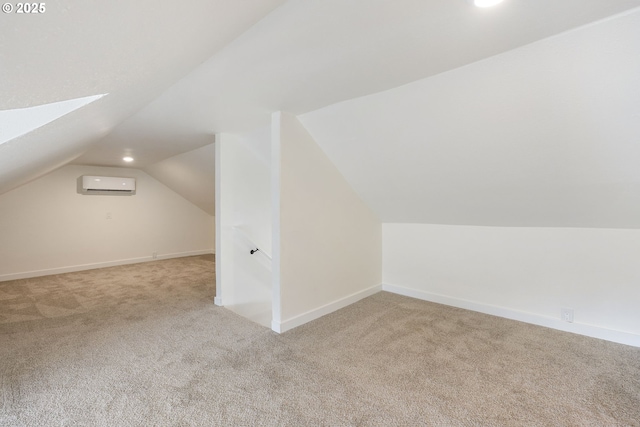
[
  {"xmin": 0, "ymin": 0, "xmax": 287, "ymax": 194},
  {"xmin": 300, "ymin": 9, "xmax": 640, "ymax": 227},
  {"xmin": 2, "ymin": 0, "xmax": 640, "ymax": 227}
]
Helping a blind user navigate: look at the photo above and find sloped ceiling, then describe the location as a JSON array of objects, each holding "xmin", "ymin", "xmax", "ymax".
[
  {"xmin": 0, "ymin": 94, "xmax": 105, "ymax": 145},
  {"xmin": 300, "ymin": 9, "xmax": 640, "ymax": 228},
  {"xmin": 144, "ymin": 143, "xmax": 215, "ymax": 215},
  {"xmin": 75, "ymin": 0, "xmax": 640, "ymax": 170},
  {"xmin": 3, "ymin": 0, "xmax": 640, "ymax": 228},
  {"xmin": 0, "ymin": 0, "xmax": 287, "ymax": 194}
]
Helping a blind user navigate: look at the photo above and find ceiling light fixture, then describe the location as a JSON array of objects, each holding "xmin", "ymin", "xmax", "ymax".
[
  {"xmin": 471, "ymin": 0, "xmax": 505, "ymax": 7},
  {"xmin": 123, "ymin": 156, "xmax": 134, "ymax": 162}
]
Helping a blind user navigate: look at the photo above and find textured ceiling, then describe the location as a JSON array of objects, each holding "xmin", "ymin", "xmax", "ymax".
[
  {"xmin": 2, "ymin": 0, "xmax": 640, "ymax": 228},
  {"xmin": 74, "ymin": 0, "xmax": 640, "ymax": 168},
  {"xmin": 0, "ymin": 0, "xmax": 287, "ymax": 194}
]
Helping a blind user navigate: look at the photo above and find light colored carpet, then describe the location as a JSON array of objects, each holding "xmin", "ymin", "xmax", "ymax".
[
  {"xmin": 0, "ymin": 255, "xmax": 216, "ymax": 324},
  {"xmin": 1, "ymin": 255, "xmax": 639, "ymax": 426}
]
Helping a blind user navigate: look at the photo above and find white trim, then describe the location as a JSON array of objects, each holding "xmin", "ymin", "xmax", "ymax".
[
  {"xmin": 382, "ymin": 284, "xmax": 640, "ymax": 348},
  {"xmin": 271, "ymin": 319, "xmax": 283, "ymax": 333},
  {"xmin": 215, "ymin": 134, "xmax": 223, "ymax": 309},
  {"xmin": 0, "ymin": 249, "xmax": 214, "ymax": 282},
  {"xmin": 270, "ymin": 112, "xmax": 283, "ymax": 328},
  {"xmin": 272, "ymin": 284, "xmax": 382, "ymax": 333},
  {"xmin": 214, "ymin": 296, "xmax": 223, "ymax": 306}
]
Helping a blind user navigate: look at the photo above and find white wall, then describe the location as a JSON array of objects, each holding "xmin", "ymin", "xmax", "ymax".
[
  {"xmin": 383, "ymin": 223, "xmax": 640, "ymax": 347},
  {"xmin": 272, "ymin": 112, "xmax": 382, "ymax": 332},
  {"xmin": 299, "ymin": 9, "xmax": 640, "ymax": 228},
  {"xmin": 216, "ymin": 133, "xmax": 272, "ymax": 327},
  {"xmin": 0, "ymin": 165, "xmax": 214, "ymax": 281}
]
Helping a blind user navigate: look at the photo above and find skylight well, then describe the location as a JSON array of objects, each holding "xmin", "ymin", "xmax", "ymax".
[{"xmin": 0, "ymin": 94, "xmax": 107, "ymax": 145}]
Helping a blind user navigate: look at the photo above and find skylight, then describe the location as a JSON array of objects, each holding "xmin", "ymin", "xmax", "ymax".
[{"xmin": 0, "ymin": 94, "xmax": 107, "ymax": 145}]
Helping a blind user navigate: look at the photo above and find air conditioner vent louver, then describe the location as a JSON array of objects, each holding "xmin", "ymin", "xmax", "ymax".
[{"xmin": 81, "ymin": 176, "xmax": 136, "ymax": 194}]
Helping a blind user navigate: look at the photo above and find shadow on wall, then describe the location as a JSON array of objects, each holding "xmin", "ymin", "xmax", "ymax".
[{"xmin": 226, "ymin": 227, "xmax": 272, "ymax": 328}]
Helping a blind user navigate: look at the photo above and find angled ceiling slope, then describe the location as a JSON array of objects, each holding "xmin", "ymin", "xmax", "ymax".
[
  {"xmin": 0, "ymin": 0, "xmax": 287, "ymax": 195},
  {"xmin": 144, "ymin": 143, "xmax": 216, "ymax": 215},
  {"xmin": 81, "ymin": 0, "xmax": 640, "ymax": 168},
  {"xmin": 300, "ymin": 8, "xmax": 640, "ymax": 229},
  {"xmin": 0, "ymin": 94, "xmax": 106, "ymax": 145}
]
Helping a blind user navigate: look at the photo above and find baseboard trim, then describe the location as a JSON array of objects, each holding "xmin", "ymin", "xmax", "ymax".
[
  {"xmin": 272, "ymin": 284, "xmax": 382, "ymax": 334},
  {"xmin": 382, "ymin": 284, "xmax": 640, "ymax": 348},
  {"xmin": 0, "ymin": 249, "xmax": 215, "ymax": 282},
  {"xmin": 214, "ymin": 296, "xmax": 223, "ymax": 306}
]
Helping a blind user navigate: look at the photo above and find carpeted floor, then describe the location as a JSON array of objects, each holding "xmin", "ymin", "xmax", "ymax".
[
  {"xmin": 1, "ymin": 255, "xmax": 639, "ymax": 426},
  {"xmin": 0, "ymin": 255, "xmax": 216, "ymax": 325}
]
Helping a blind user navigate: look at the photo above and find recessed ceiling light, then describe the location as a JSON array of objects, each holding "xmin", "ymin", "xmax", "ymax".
[
  {"xmin": 471, "ymin": 0, "xmax": 505, "ymax": 7},
  {"xmin": 123, "ymin": 156, "xmax": 134, "ymax": 162}
]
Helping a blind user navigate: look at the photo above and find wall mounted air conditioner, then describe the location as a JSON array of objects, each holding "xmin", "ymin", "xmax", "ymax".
[{"xmin": 81, "ymin": 176, "xmax": 136, "ymax": 193}]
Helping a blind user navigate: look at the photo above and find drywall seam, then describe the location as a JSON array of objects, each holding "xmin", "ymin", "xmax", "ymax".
[
  {"xmin": 271, "ymin": 284, "xmax": 382, "ymax": 333},
  {"xmin": 0, "ymin": 249, "xmax": 214, "ymax": 282},
  {"xmin": 382, "ymin": 284, "xmax": 640, "ymax": 348}
]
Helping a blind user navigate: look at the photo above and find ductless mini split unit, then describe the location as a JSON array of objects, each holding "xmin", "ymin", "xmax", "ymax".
[{"xmin": 81, "ymin": 176, "xmax": 136, "ymax": 194}]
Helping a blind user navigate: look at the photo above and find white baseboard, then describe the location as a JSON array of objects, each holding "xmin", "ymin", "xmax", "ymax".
[
  {"xmin": 214, "ymin": 296, "xmax": 223, "ymax": 306},
  {"xmin": 0, "ymin": 249, "xmax": 215, "ymax": 282},
  {"xmin": 272, "ymin": 284, "xmax": 382, "ymax": 334},
  {"xmin": 382, "ymin": 284, "xmax": 640, "ymax": 348}
]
